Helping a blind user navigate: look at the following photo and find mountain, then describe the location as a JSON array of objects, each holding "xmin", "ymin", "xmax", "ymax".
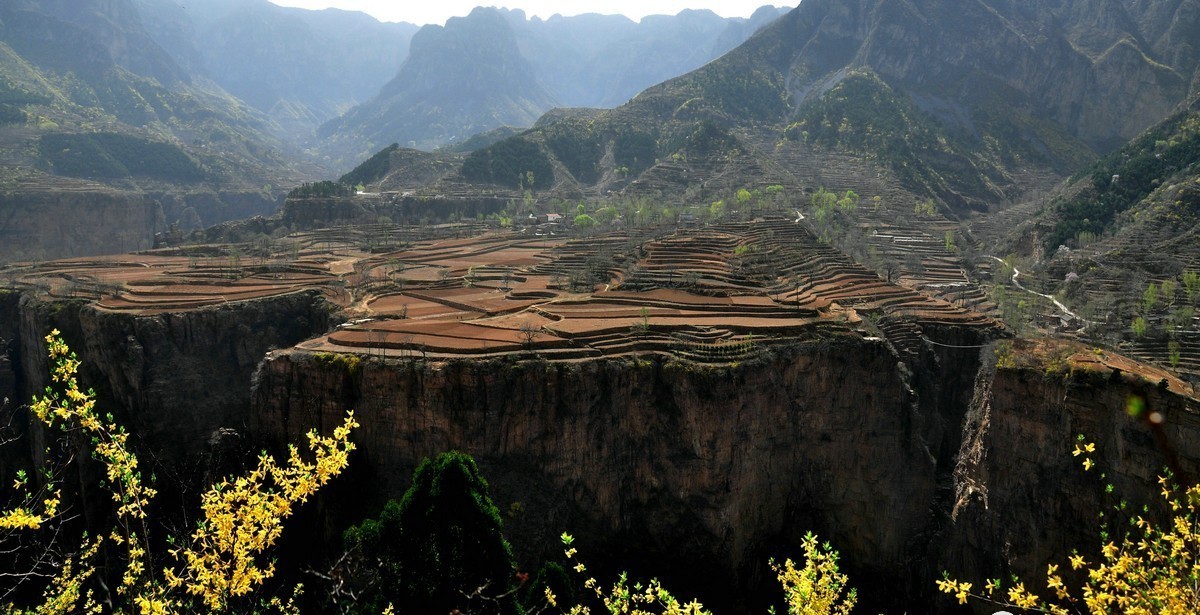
[
  {"xmin": 0, "ymin": 0, "xmax": 187, "ymax": 86},
  {"xmin": 319, "ymin": 7, "xmax": 558, "ymax": 163},
  {"xmin": 1018, "ymin": 95, "xmax": 1200, "ymax": 319},
  {"xmin": 0, "ymin": 0, "xmax": 328, "ymax": 261},
  {"xmin": 318, "ymin": 6, "xmax": 789, "ymax": 167},
  {"xmin": 0, "ymin": 0, "xmax": 310, "ymax": 185},
  {"xmin": 134, "ymin": 0, "xmax": 418, "ymax": 136},
  {"xmin": 377, "ymin": 0, "xmax": 1200, "ymax": 211},
  {"xmin": 504, "ymin": 6, "xmax": 791, "ymax": 109}
]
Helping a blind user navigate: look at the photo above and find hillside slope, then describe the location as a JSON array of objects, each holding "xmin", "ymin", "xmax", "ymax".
[
  {"xmin": 135, "ymin": 0, "xmax": 418, "ymax": 136},
  {"xmin": 384, "ymin": 0, "xmax": 1199, "ymax": 211}
]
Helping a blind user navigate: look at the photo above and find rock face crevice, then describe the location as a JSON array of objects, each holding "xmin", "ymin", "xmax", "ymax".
[{"xmin": 940, "ymin": 358, "xmax": 1200, "ymax": 601}]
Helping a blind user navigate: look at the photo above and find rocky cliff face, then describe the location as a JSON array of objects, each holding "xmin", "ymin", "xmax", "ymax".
[
  {"xmin": 251, "ymin": 338, "xmax": 944, "ymax": 610},
  {"xmin": 0, "ymin": 189, "xmax": 163, "ymax": 262},
  {"xmin": 0, "ymin": 188, "xmax": 284, "ymax": 263},
  {"xmin": 942, "ymin": 353, "xmax": 1200, "ymax": 598},
  {"xmin": 0, "ymin": 283, "xmax": 1196, "ymax": 611},
  {"xmin": 246, "ymin": 334, "xmax": 1199, "ymax": 611},
  {"xmin": 12, "ymin": 290, "xmax": 338, "ymax": 468}
]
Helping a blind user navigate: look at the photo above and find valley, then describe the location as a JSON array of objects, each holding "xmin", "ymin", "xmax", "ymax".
[{"xmin": 2, "ymin": 0, "xmax": 1200, "ymax": 612}]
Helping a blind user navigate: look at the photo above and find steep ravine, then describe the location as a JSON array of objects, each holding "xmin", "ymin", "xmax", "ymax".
[{"xmin": 941, "ymin": 353, "xmax": 1200, "ymax": 603}]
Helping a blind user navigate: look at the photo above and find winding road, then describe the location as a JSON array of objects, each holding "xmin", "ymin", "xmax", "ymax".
[{"xmin": 989, "ymin": 256, "xmax": 1094, "ymax": 325}]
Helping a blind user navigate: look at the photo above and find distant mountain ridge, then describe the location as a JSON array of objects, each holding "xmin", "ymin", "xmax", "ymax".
[
  {"xmin": 319, "ymin": 7, "xmax": 557, "ymax": 160},
  {"xmin": 135, "ymin": 0, "xmax": 418, "ymax": 137},
  {"xmin": 371, "ymin": 0, "xmax": 1200, "ymax": 211},
  {"xmin": 318, "ymin": 5, "xmax": 791, "ymax": 166},
  {"xmin": 505, "ymin": 6, "xmax": 791, "ymax": 108}
]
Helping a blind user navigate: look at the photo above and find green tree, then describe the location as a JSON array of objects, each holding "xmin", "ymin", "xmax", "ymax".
[
  {"xmin": 836, "ymin": 190, "xmax": 859, "ymax": 211},
  {"xmin": 709, "ymin": 200, "xmax": 726, "ymax": 220},
  {"xmin": 1184, "ymin": 270, "xmax": 1200, "ymax": 304},
  {"xmin": 574, "ymin": 214, "xmax": 596, "ymax": 232},
  {"xmin": 1132, "ymin": 316, "xmax": 1149, "ymax": 337},
  {"xmin": 811, "ymin": 187, "xmax": 837, "ymax": 210},
  {"xmin": 343, "ymin": 452, "xmax": 518, "ymax": 615},
  {"xmin": 1162, "ymin": 279, "xmax": 1178, "ymax": 307},
  {"xmin": 1143, "ymin": 282, "xmax": 1160, "ymax": 313}
]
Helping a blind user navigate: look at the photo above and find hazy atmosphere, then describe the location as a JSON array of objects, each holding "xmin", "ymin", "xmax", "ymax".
[
  {"xmin": 269, "ymin": 0, "xmax": 784, "ymax": 24},
  {"xmin": 2, "ymin": 0, "xmax": 1200, "ymax": 613}
]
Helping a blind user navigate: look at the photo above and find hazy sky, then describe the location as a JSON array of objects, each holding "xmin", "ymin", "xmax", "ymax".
[{"xmin": 269, "ymin": 1, "xmax": 790, "ymax": 25}]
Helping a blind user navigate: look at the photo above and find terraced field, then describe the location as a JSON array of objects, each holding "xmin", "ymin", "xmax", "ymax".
[{"xmin": 4, "ymin": 217, "xmax": 1001, "ymax": 363}]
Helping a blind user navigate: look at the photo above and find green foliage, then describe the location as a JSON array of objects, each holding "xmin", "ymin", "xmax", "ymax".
[
  {"xmin": 678, "ymin": 121, "xmax": 738, "ymax": 156},
  {"xmin": 613, "ymin": 130, "xmax": 657, "ymax": 175},
  {"xmin": 0, "ymin": 77, "xmax": 49, "ymax": 106},
  {"xmin": 1143, "ymin": 283, "xmax": 1160, "ymax": 313},
  {"xmin": 342, "ymin": 451, "xmax": 519, "ymax": 615},
  {"xmin": 287, "ymin": 181, "xmax": 354, "ymax": 198},
  {"xmin": 311, "ymin": 352, "xmax": 362, "ymax": 377},
  {"xmin": 1131, "ymin": 316, "xmax": 1149, "ymax": 337},
  {"xmin": 545, "ymin": 124, "xmax": 602, "ymax": 184},
  {"xmin": 0, "ymin": 103, "xmax": 24, "ymax": 125},
  {"xmin": 338, "ymin": 143, "xmax": 398, "ymax": 187},
  {"xmin": 811, "ymin": 188, "xmax": 837, "ymax": 210},
  {"xmin": 682, "ymin": 43, "xmax": 789, "ymax": 122},
  {"xmin": 37, "ymin": 132, "xmax": 206, "ymax": 182},
  {"xmin": 1184, "ymin": 270, "xmax": 1200, "ymax": 304},
  {"xmin": 709, "ymin": 200, "xmax": 726, "ymax": 220},
  {"xmin": 574, "ymin": 213, "xmax": 596, "ymax": 230},
  {"xmin": 1046, "ymin": 108, "xmax": 1200, "ymax": 249},
  {"xmin": 836, "ymin": 190, "xmax": 859, "ymax": 211},
  {"xmin": 462, "ymin": 137, "xmax": 554, "ymax": 189}
]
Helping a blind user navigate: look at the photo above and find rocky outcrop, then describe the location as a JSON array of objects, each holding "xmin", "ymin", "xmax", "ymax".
[
  {"xmin": 251, "ymin": 338, "xmax": 940, "ymax": 610},
  {"xmin": 941, "ymin": 353, "xmax": 1200, "ymax": 599},
  {"xmin": 13, "ymin": 290, "xmax": 339, "ymax": 468},
  {"xmin": 147, "ymin": 189, "xmax": 284, "ymax": 231},
  {"xmin": 246, "ymin": 333, "xmax": 1200, "ymax": 611},
  {"xmin": 0, "ymin": 189, "xmax": 164, "ymax": 262},
  {"xmin": 1, "ymin": 279, "xmax": 1196, "ymax": 611}
]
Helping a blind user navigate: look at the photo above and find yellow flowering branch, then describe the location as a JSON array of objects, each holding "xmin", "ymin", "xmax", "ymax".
[
  {"xmin": 2, "ymin": 330, "xmax": 358, "ymax": 614},
  {"xmin": 938, "ymin": 437, "xmax": 1200, "ymax": 614},
  {"xmin": 163, "ymin": 412, "xmax": 359, "ymax": 610}
]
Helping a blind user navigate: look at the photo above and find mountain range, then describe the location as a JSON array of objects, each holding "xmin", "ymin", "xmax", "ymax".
[
  {"xmin": 369, "ymin": 0, "xmax": 1200, "ymax": 212},
  {"xmin": 317, "ymin": 5, "xmax": 790, "ymax": 165},
  {"xmin": 134, "ymin": 0, "xmax": 418, "ymax": 136}
]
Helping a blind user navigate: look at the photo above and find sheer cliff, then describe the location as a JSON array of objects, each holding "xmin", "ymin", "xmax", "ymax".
[{"xmin": 0, "ymin": 287, "xmax": 1196, "ymax": 611}]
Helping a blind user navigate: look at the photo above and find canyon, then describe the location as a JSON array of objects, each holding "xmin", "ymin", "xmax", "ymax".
[{"xmin": 1, "ymin": 219, "xmax": 1195, "ymax": 611}]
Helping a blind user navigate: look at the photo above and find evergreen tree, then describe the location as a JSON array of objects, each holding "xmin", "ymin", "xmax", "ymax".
[{"xmin": 343, "ymin": 451, "xmax": 519, "ymax": 614}]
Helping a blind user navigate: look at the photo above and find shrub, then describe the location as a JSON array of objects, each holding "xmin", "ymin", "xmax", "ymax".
[{"xmin": 0, "ymin": 331, "xmax": 357, "ymax": 612}]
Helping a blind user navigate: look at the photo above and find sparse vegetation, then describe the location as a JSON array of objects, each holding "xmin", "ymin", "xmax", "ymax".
[
  {"xmin": 339, "ymin": 143, "xmax": 399, "ymax": 187},
  {"xmin": 37, "ymin": 132, "xmax": 206, "ymax": 181}
]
